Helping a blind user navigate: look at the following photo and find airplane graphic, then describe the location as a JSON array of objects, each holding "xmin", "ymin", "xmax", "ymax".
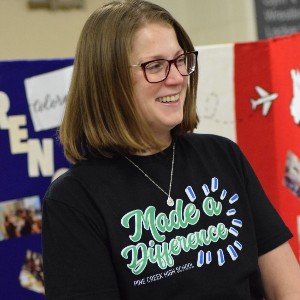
[{"xmin": 250, "ymin": 86, "xmax": 278, "ymax": 116}]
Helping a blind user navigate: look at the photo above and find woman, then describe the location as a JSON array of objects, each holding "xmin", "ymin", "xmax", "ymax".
[{"xmin": 42, "ymin": 0, "xmax": 300, "ymax": 299}]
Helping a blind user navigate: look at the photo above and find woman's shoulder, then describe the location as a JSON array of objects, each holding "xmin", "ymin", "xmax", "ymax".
[
  {"xmin": 182, "ymin": 132, "xmax": 239, "ymax": 149},
  {"xmin": 45, "ymin": 157, "xmax": 114, "ymax": 200},
  {"xmin": 44, "ymin": 168, "xmax": 82, "ymax": 201},
  {"xmin": 178, "ymin": 133, "xmax": 244, "ymax": 163}
]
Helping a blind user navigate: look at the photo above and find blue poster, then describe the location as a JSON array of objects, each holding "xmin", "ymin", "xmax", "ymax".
[{"xmin": 0, "ymin": 59, "xmax": 73, "ymax": 299}]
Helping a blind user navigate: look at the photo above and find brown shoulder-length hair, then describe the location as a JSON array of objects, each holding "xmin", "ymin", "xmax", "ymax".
[{"xmin": 60, "ymin": 0, "xmax": 199, "ymax": 163}]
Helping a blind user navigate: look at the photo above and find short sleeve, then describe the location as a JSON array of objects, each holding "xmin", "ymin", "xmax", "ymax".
[
  {"xmin": 42, "ymin": 176, "xmax": 121, "ymax": 300},
  {"xmin": 239, "ymin": 148, "xmax": 293, "ymax": 256}
]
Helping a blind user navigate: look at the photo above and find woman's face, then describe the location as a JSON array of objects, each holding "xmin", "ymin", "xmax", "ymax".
[{"xmin": 130, "ymin": 22, "xmax": 188, "ymax": 142}]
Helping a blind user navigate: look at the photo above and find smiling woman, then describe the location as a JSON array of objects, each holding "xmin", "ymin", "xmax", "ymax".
[
  {"xmin": 129, "ymin": 22, "xmax": 190, "ymax": 148},
  {"xmin": 42, "ymin": 1, "xmax": 300, "ymax": 300}
]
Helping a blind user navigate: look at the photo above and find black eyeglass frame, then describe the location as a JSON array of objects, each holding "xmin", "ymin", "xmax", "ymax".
[{"xmin": 130, "ymin": 50, "xmax": 198, "ymax": 83}]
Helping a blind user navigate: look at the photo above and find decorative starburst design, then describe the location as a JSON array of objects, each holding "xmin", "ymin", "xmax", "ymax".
[{"xmin": 185, "ymin": 177, "xmax": 243, "ymax": 267}]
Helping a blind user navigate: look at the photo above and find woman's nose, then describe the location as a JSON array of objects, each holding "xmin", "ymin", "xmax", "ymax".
[{"xmin": 164, "ymin": 63, "xmax": 184, "ymax": 84}]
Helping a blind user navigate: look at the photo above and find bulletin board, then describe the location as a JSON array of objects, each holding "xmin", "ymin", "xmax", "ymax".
[{"xmin": 0, "ymin": 59, "xmax": 73, "ymax": 299}]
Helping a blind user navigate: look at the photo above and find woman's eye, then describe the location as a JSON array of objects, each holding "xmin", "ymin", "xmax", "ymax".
[
  {"xmin": 146, "ymin": 61, "xmax": 164, "ymax": 72},
  {"xmin": 176, "ymin": 56, "xmax": 186, "ymax": 65}
]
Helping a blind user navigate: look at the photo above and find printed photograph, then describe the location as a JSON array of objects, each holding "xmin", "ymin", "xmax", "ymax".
[
  {"xmin": 0, "ymin": 195, "xmax": 42, "ymax": 241},
  {"xmin": 283, "ymin": 151, "xmax": 300, "ymax": 199},
  {"xmin": 19, "ymin": 249, "xmax": 44, "ymax": 294}
]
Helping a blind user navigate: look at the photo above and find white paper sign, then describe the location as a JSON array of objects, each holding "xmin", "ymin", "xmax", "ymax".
[{"xmin": 24, "ymin": 65, "xmax": 73, "ymax": 132}]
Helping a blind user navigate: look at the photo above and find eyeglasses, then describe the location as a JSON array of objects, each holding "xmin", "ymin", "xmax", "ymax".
[{"xmin": 130, "ymin": 51, "xmax": 198, "ymax": 83}]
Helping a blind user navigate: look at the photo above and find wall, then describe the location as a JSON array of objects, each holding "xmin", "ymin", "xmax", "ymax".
[{"xmin": 0, "ymin": 0, "xmax": 257, "ymax": 60}]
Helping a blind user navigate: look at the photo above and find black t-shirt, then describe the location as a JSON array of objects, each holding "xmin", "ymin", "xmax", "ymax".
[{"xmin": 42, "ymin": 134, "xmax": 292, "ymax": 299}]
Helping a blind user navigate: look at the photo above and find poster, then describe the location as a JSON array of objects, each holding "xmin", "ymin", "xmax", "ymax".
[
  {"xmin": 0, "ymin": 59, "xmax": 72, "ymax": 299},
  {"xmin": 254, "ymin": 0, "xmax": 300, "ymax": 39}
]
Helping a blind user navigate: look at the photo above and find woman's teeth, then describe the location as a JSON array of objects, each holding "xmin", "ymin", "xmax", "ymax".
[{"xmin": 157, "ymin": 94, "xmax": 180, "ymax": 103}]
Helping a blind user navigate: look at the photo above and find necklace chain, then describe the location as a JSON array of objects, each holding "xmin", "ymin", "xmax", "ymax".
[{"xmin": 124, "ymin": 142, "xmax": 175, "ymax": 206}]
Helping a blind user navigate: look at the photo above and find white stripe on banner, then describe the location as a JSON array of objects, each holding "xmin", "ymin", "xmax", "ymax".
[{"xmin": 194, "ymin": 44, "xmax": 236, "ymax": 142}]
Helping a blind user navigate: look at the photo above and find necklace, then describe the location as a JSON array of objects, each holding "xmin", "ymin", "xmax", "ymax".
[{"xmin": 124, "ymin": 142, "xmax": 175, "ymax": 206}]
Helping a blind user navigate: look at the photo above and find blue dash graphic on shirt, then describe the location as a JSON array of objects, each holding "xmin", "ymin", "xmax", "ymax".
[
  {"xmin": 195, "ymin": 177, "xmax": 243, "ymax": 268},
  {"xmin": 220, "ymin": 189, "xmax": 227, "ymax": 200},
  {"xmin": 185, "ymin": 186, "xmax": 196, "ymax": 202},
  {"xmin": 226, "ymin": 209, "xmax": 236, "ymax": 216}
]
